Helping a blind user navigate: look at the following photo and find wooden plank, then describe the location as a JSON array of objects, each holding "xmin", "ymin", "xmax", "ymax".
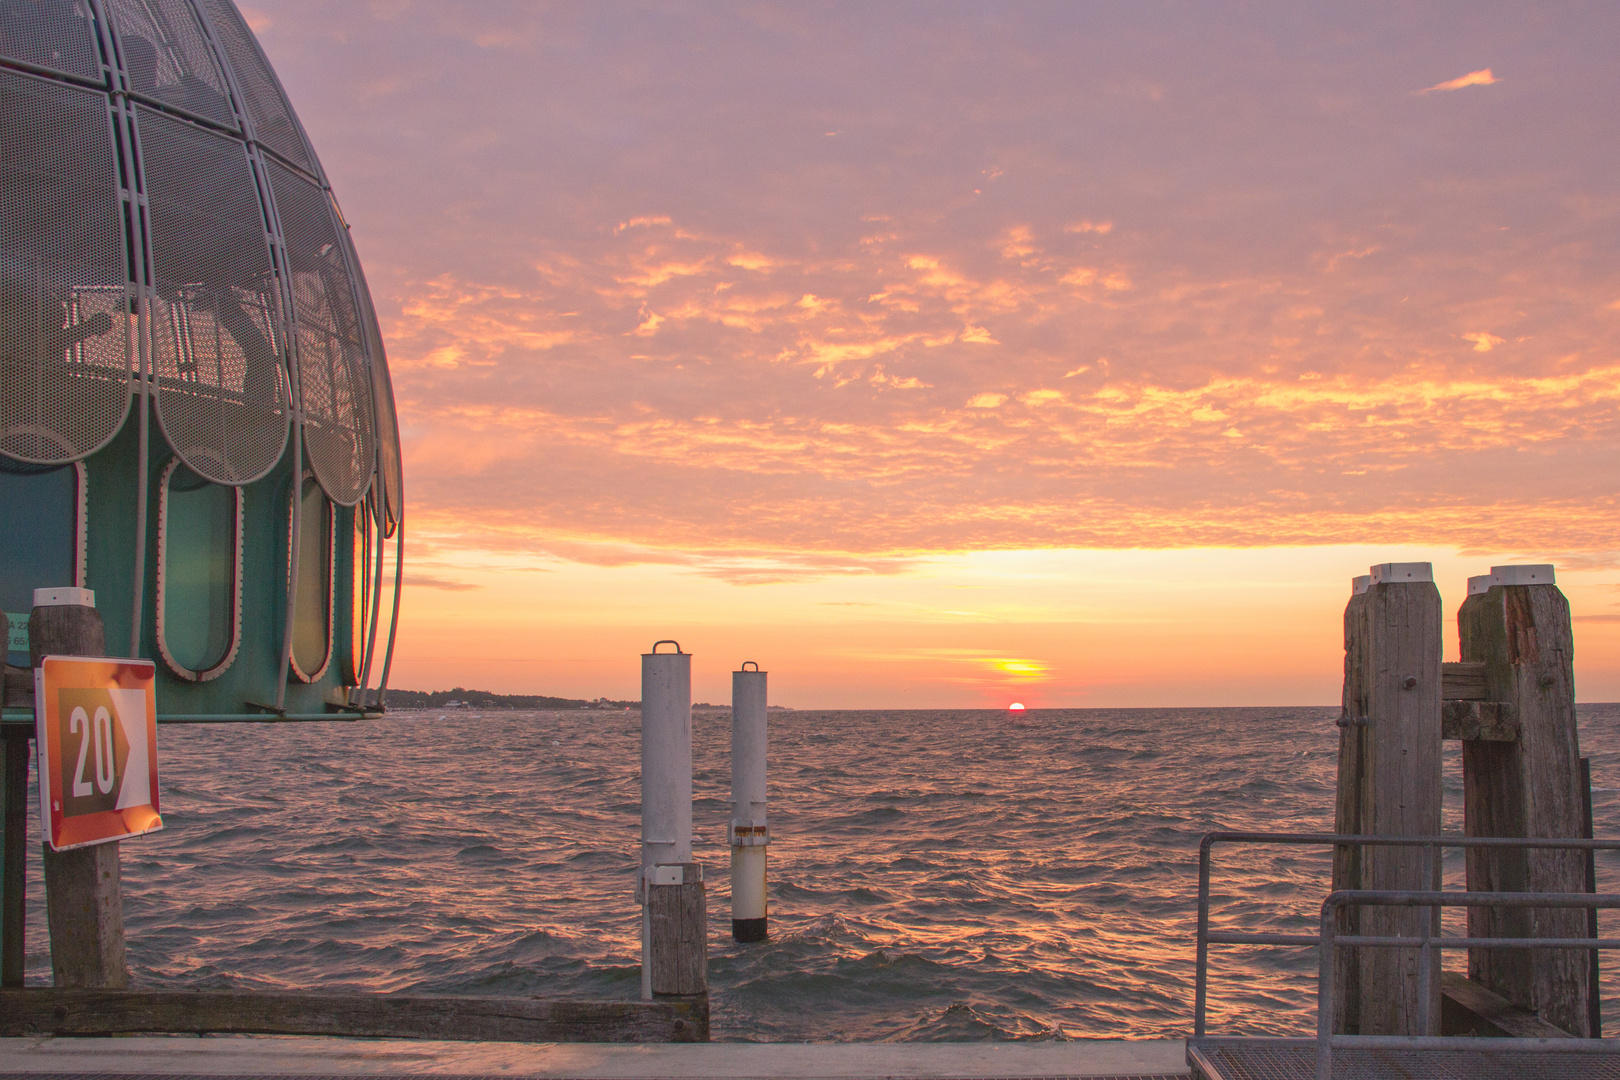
[
  {"xmin": 29, "ymin": 600, "xmax": 128, "ymax": 991},
  {"xmin": 1442, "ymin": 661, "xmax": 1488, "ymax": 701},
  {"xmin": 1441, "ymin": 700, "xmax": 1520, "ymax": 742},
  {"xmin": 1459, "ymin": 581, "xmax": 1589, "ymax": 1035},
  {"xmin": 1583, "ymin": 756, "xmax": 1603, "ymax": 1038},
  {"xmin": 0, "ymin": 988, "xmax": 708, "ymax": 1042},
  {"xmin": 1332, "ymin": 583, "xmax": 1370, "ymax": 1035},
  {"xmin": 648, "ymin": 863, "xmax": 707, "ymax": 996},
  {"xmin": 1440, "ymin": 971, "xmax": 1574, "ymax": 1039},
  {"xmin": 1, "ymin": 664, "xmax": 30, "ymax": 709},
  {"xmin": 1, "ymin": 730, "xmax": 25, "ymax": 986}
]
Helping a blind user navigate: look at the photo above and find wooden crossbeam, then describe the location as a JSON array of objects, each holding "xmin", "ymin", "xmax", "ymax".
[
  {"xmin": 1440, "ymin": 970, "xmax": 1574, "ymax": 1039},
  {"xmin": 1442, "ymin": 700, "xmax": 1521, "ymax": 742},
  {"xmin": 0, "ymin": 988, "xmax": 709, "ymax": 1043},
  {"xmin": 1441, "ymin": 661, "xmax": 1488, "ymax": 701}
]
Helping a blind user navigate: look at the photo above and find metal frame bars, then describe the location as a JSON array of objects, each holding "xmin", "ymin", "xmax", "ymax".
[
  {"xmin": 1194, "ymin": 830, "xmax": 1620, "ymax": 1039},
  {"xmin": 1316, "ymin": 890, "xmax": 1620, "ymax": 1080}
]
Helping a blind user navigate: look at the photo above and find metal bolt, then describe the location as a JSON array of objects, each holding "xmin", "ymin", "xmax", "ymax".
[
  {"xmin": 1539, "ymin": 673, "xmax": 1556, "ymax": 688},
  {"xmin": 1403, "ymin": 676, "xmax": 1418, "ymax": 690}
]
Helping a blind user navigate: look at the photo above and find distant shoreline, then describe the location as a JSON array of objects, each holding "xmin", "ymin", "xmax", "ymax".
[{"xmin": 385, "ymin": 688, "xmax": 796, "ymax": 711}]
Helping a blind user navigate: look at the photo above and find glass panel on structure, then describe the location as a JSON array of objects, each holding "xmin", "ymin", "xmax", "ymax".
[
  {"xmin": 291, "ymin": 474, "xmax": 331, "ymax": 678},
  {"xmin": 0, "ymin": 463, "xmax": 77, "ymax": 666},
  {"xmin": 348, "ymin": 503, "xmax": 371, "ymax": 684},
  {"xmin": 159, "ymin": 462, "xmax": 237, "ymax": 675}
]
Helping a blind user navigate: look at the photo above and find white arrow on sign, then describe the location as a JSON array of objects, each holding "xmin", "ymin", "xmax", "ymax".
[{"xmin": 110, "ymin": 687, "xmax": 151, "ymax": 811}]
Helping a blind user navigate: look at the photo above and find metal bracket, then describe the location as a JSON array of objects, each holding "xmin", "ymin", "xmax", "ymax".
[{"xmin": 728, "ymin": 822, "xmax": 770, "ymax": 847}]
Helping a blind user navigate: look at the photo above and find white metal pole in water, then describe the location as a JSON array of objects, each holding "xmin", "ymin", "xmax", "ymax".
[
  {"xmin": 730, "ymin": 662, "xmax": 769, "ymax": 942},
  {"xmin": 640, "ymin": 641, "xmax": 692, "ymax": 999}
]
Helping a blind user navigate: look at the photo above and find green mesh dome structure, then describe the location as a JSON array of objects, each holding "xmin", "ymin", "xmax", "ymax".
[{"xmin": 1, "ymin": 0, "xmax": 402, "ymax": 716}]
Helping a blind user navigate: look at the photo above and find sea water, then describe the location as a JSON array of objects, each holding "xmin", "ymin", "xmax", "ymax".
[{"xmin": 21, "ymin": 705, "xmax": 1620, "ymax": 1041}]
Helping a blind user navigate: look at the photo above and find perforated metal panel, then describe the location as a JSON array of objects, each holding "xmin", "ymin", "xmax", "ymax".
[
  {"xmin": 193, "ymin": 0, "xmax": 314, "ymax": 173},
  {"xmin": 269, "ymin": 163, "xmax": 374, "ymax": 506},
  {"xmin": 369, "ymin": 320, "xmax": 402, "ymax": 536},
  {"xmin": 104, "ymin": 0, "xmax": 238, "ymax": 129},
  {"xmin": 0, "ymin": 0, "xmax": 102, "ymax": 81},
  {"xmin": 0, "ymin": 68, "xmax": 131, "ymax": 465},
  {"xmin": 139, "ymin": 104, "xmax": 288, "ymax": 484},
  {"xmin": 343, "ymin": 229, "xmax": 402, "ymax": 535}
]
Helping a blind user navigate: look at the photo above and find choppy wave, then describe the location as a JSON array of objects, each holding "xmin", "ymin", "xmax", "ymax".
[{"xmin": 22, "ymin": 705, "xmax": 1620, "ymax": 1040}]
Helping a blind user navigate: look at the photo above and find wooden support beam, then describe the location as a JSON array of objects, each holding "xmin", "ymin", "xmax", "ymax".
[
  {"xmin": 29, "ymin": 599, "xmax": 128, "ymax": 990},
  {"xmin": 0, "ymin": 988, "xmax": 708, "ymax": 1042},
  {"xmin": 1, "ymin": 729, "xmax": 26, "ymax": 987},
  {"xmin": 1332, "ymin": 578, "xmax": 1370, "ymax": 1035},
  {"xmin": 1332, "ymin": 569, "xmax": 1443, "ymax": 1035},
  {"xmin": 1, "ymin": 663, "xmax": 29, "ymax": 708},
  {"xmin": 1458, "ymin": 577, "xmax": 1589, "ymax": 1035},
  {"xmin": 1439, "ymin": 971, "xmax": 1574, "ymax": 1039},
  {"xmin": 1442, "ymin": 661, "xmax": 1488, "ymax": 701},
  {"xmin": 1442, "ymin": 700, "xmax": 1520, "ymax": 742}
]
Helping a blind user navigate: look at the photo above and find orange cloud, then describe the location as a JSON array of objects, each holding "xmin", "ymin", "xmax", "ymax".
[
  {"xmin": 383, "ymin": 198, "xmax": 1620, "ymax": 571},
  {"xmin": 1462, "ymin": 331, "xmax": 1504, "ymax": 352},
  {"xmin": 1419, "ymin": 69, "xmax": 1499, "ymax": 94}
]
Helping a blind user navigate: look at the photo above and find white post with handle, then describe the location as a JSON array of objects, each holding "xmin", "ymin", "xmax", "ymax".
[
  {"xmin": 729, "ymin": 662, "xmax": 769, "ymax": 941},
  {"xmin": 640, "ymin": 641, "xmax": 704, "ymax": 998}
]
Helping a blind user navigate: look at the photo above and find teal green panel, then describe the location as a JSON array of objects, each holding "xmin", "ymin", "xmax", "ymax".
[
  {"xmin": 1, "ymin": 463, "xmax": 77, "ymax": 666},
  {"xmin": 82, "ymin": 406, "xmax": 140, "ymax": 661},
  {"xmin": 82, "ymin": 401, "xmax": 359, "ymax": 718},
  {"xmin": 161, "ymin": 468, "xmax": 235, "ymax": 673}
]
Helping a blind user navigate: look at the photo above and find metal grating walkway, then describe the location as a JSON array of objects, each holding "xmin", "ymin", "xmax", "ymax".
[
  {"xmin": 1189, "ymin": 1037, "xmax": 1620, "ymax": 1080},
  {"xmin": 0, "ymin": 1075, "xmax": 1191, "ymax": 1080}
]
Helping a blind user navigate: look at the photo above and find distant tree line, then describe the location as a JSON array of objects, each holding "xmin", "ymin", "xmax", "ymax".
[{"xmin": 386, "ymin": 688, "xmax": 639, "ymax": 710}]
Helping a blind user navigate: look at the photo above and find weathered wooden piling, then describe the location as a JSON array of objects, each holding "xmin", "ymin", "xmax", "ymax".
[
  {"xmin": 29, "ymin": 588, "xmax": 128, "ymax": 989},
  {"xmin": 639, "ymin": 642, "xmax": 706, "ymax": 1001},
  {"xmin": 1, "ymin": 703, "xmax": 26, "ymax": 987},
  {"xmin": 729, "ymin": 663, "xmax": 769, "ymax": 942},
  {"xmin": 1332, "ymin": 563, "xmax": 1442, "ymax": 1035},
  {"xmin": 1455, "ymin": 564, "xmax": 1590, "ymax": 1035}
]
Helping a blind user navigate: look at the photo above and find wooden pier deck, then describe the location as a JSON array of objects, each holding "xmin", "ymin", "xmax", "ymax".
[{"xmin": 0, "ymin": 1037, "xmax": 1188, "ymax": 1080}]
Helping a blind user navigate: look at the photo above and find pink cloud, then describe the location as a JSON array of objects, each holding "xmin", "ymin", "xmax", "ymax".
[{"xmin": 1419, "ymin": 68, "xmax": 1499, "ymax": 93}]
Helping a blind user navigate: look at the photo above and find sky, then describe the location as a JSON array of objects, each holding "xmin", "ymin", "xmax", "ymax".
[{"xmin": 248, "ymin": 2, "xmax": 1620, "ymax": 708}]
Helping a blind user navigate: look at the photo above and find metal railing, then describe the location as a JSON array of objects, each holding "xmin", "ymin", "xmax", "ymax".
[
  {"xmin": 1315, "ymin": 889, "xmax": 1620, "ymax": 1078},
  {"xmin": 1195, "ymin": 831, "xmax": 1620, "ymax": 1079}
]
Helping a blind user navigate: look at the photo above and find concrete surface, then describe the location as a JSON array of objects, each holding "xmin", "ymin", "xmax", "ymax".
[{"xmin": 0, "ymin": 1036, "xmax": 1189, "ymax": 1077}]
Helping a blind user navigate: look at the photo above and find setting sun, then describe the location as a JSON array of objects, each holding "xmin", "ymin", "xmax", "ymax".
[{"xmin": 1008, "ymin": 703, "xmax": 1026, "ymax": 711}]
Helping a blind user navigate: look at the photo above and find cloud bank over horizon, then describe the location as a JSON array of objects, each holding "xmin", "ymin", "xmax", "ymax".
[
  {"xmin": 253, "ymin": 1, "xmax": 1620, "ymax": 575},
  {"xmin": 238, "ymin": 2, "xmax": 1620, "ymax": 703}
]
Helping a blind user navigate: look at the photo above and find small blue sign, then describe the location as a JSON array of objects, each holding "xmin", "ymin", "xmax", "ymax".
[{"xmin": 6, "ymin": 612, "xmax": 27, "ymax": 654}]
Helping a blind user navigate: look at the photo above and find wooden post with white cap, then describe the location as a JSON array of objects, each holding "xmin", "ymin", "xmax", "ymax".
[
  {"xmin": 1332, "ymin": 562, "xmax": 1442, "ymax": 1035},
  {"xmin": 730, "ymin": 662, "xmax": 769, "ymax": 942},
  {"xmin": 1456, "ymin": 564, "xmax": 1590, "ymax": 1035},
  {"xmin": 639, "ymin": 641, "xmax": 706, "ymax": 1005},
  {"xmin": 29, "ymin": 587, "xmax": 128, "ymax": 989}
]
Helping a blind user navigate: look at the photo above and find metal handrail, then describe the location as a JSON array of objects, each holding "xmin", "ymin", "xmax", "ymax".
[
  {"xmin": 1194, "ymin": 831, "xmax": 1620, "ymax": 1037},
  {"xmin": 1316, "ymin": 890, "xmax": 1620, "ymax": 1080}
]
